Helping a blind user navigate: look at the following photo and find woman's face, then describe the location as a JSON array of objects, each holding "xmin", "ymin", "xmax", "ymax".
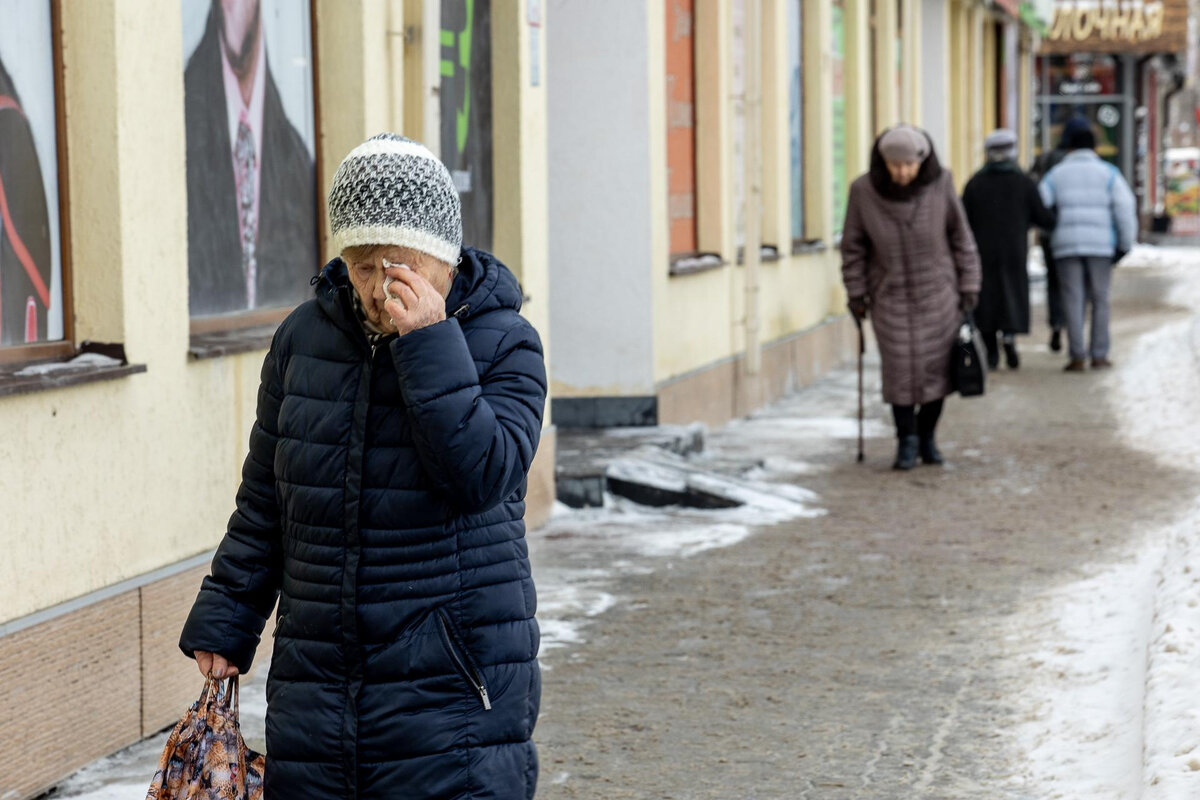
[
  {"xmin": 344, "ymin": 246, "xmax": 455, "ymax": 333},
  {"xmin": 885, "ymin": 159, "xmax": 921, "ymax": 187}
]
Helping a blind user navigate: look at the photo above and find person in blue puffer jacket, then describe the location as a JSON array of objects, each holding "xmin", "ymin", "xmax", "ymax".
[
  {"xmin": 1039, "ymin": 126, "xmax": 1137, "ymax": 372},
  {"xmin": 179, "ymin": 133, "xmax": 546, "ymax": 799}
]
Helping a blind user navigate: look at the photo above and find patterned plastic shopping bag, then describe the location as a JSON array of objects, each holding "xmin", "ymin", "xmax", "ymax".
[{"xmin": 146, "ymin": 675, "xmax": 265, "ymax": 799}]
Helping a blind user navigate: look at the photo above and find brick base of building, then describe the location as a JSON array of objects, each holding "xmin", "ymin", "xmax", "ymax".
[
  {"xmin": 0, "ymin": 563, "xmax": 276, "ymax": 800},
  {"xmin": 0, "ymin": 442, "xmax": 558, "ymax": 800}
]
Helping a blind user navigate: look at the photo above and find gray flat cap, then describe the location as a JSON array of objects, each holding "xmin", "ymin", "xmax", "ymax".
[{"xmin": 985, "ymin": 128, "xmax": 1018, "ymax": 151}]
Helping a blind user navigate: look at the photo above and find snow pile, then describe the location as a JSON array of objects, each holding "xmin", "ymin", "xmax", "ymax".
[
  {"xmin": 533, "ymin": 413, "xmax": 833, "ymax": 656},
  {"xmin": 1007, "ymin": 544, "xmax": 1160, "ymax": 799},
  {"xmin": 1028, "ymin": 245, "xmax": 1047, "ymax": 278},
  {"xmin": 533, "ymin": 474, "xmax": 825, "ymax": 655},
  {"xmin": 1010, "ymin": 246, "xmax": 1200, "ymax": 798},
  {"xmin": 13, "ymin": 352, "xmax": 122, "ymax": 377},
  {"xmin": 1114, "ymin": 318, "xmax": 1200, "ymax": 472},
  {"xmin": 1143, "ymin": 506, "xmax": 1200, "ymax": 798},
  {"xmin": 1119, "ymin": 244, "xmax": 1200, "ymax": 271}
]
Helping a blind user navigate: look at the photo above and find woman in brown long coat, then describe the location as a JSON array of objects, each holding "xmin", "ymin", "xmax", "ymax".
[{"xmin": 841, "ymin": 126, "xmax": 982, "ymax": 470}]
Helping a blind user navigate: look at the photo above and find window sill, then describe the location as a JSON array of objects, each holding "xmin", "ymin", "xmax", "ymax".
[
  {"xmin": 189, "ymin": 324, "xmax": 277, "ymax": 361},
  {"xmin": 669, "ymin": 252, "xmax": 727, "ymax": 277},
  {"xmin": 735, "ymin": 244, "xmax": 783, "ymax": 265},
  {"xmin": 0, "ymin": 344, "xmax": 145, "ymax": 399},
  {"xmin": 791, "ymin": 239, "xmax": 828, "ymax": 255}
]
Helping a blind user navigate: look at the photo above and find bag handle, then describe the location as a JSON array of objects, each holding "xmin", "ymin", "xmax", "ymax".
[
  {"xmin": 227, "ymin": 675, "xmax": 240, "ymax": 716},
  {"xmin": 200, "ymin": 672, "xmax": 240, "ymax": 715}
]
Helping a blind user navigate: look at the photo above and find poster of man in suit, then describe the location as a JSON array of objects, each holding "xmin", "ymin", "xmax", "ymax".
[
  {"xmin": 0, "ymin": 0, "xmax": 63, "ymax": 348},
  {"xmin": 182, "ymin": 0, "xmax": 318, "ymax": 318}
]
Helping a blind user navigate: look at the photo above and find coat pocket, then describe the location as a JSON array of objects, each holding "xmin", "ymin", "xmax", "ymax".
[{"xmin": 435, "ymin": 608, "xmax": 493, "ymax": 711}]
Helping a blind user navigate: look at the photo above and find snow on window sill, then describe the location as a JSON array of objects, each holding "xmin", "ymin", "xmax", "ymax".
[{"xmin": 0, "ymin": 344, "xmax": 145, "ymax": 399}]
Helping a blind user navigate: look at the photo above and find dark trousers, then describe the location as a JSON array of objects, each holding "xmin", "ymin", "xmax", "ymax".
[
  {"xmin": 981, "ymin": 330, "xmax": 1015, "ymax": 365},
  {"xmin": 1043, "ymin": 241, "xmax": 1065, "ymax": 331},
  {"xmin": 892, "ymin": 399, "xmax": 944, "ymax": 440}
]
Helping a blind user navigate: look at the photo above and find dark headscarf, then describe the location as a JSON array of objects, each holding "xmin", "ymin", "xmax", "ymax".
[{"xmin": 869, "ymin": 126, "xmax": 944, "ymax": 202}]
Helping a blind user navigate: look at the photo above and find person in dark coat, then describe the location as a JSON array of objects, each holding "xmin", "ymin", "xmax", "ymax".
[
  {"xmin": 1030, "ymin": 115, "xmax": 1090, "ymax": 353},
  {"xmin": 184, "ymin": 0, "xmax": 318, "ymax": 316},
  {"xmin": 0, "ymin": 54, "xmax": 53, "ymax": 346},
  {"xmin": 962, "ymin": 129, "xmax": 1056, "ymax": 370},
  {"xmin": 179, "ymin": 133, "xmax": 546, "ymax": 799},
  {"xmin": 841, "ymin": 125, "xmax": 982, "ymax": 470}
]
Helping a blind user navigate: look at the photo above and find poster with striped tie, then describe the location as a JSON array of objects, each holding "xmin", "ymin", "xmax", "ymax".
[{"xmin": 182, "ymin": 0, "xmax": 319, "ymax": 318}]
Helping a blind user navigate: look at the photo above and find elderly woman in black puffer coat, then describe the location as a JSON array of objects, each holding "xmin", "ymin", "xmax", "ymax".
[{"xmin": 179, "ymin": 133, "xmax": 546, "ymax": 800}]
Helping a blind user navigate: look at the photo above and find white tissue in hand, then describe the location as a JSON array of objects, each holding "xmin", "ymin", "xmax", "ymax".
[{"xmin": 381, "ymin": 260, "xmax": 412, "ymax": 301}]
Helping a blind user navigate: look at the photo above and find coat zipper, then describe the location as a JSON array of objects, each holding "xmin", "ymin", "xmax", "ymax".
[
  {"xmin": 898, "ymin": 197, "xmax": 923, "ymax": 405},
  {"xmin": 436, "ymin": 610, "xmax": 492, "ymax": 710}
]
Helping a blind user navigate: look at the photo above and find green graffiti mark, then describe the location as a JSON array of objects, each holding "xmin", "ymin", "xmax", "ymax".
[
  {"xmin": 440, "ymin": 0, "xmax": 474, "ymax": 158},
  {"xmin": 457, "ymin": 0, "xmax": 474, "ymax": 155},
  {"xmin": 440, "ymin": 28, "xmax": 454, "ymax": 76}
]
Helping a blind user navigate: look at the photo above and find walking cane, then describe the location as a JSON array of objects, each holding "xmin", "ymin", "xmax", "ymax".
[{"xmin": 854, "ymin": 316, "xmax": 865, "ymax": 463}]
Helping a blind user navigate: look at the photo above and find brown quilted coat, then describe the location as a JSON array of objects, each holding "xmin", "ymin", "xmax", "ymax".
[{"xmin": 841, "ymin": 170, "xmax": 981, "ymax": 406}]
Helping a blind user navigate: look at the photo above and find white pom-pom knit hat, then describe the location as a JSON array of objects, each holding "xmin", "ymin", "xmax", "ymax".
[{"xmin": 327, "ymin": 133, "xmax": 463, "ymax": 265}]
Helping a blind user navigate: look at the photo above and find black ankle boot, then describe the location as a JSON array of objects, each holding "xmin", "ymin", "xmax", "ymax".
[
  {"xmin": 1004, "ymin": 339, "xmax": 1019, "ymax": 370},
  {"xmin": 984, "ymin": 336, "xmax": 1000, "ymax": 370},
  {"xmin": 893, "ymin": 435, "xmax": 919, "ymax": 471},
  {"xmin": 1050, "ymin": 328, "xmax": 1063, "ymax": 353},
  {"xmin": 919, "ymin": 436, "xmax": 944, "ymax": 465}
]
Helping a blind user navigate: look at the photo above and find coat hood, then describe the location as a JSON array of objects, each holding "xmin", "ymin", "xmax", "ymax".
[
  {"xmin": 869, "ymin": 127, "xmax": 944, "ymax": 201},
  {"xmin": 980, "ymin": 158, "xmax": 1022, "ymax": 175},
  {"xmin": 314, "ymin": 246, "xmax": 524, "ymax": 335}
]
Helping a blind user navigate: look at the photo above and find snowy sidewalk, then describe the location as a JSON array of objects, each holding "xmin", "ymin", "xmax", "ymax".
[
  {"xmin": 48, "ymin": 246, "xmax": 1200, "ymax": 799},
  {"xmin": 529, "ymin": 247, "xmax": 1200, "ymax": 799}
]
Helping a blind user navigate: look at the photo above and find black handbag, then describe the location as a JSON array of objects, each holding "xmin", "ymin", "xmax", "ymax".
[{"xmin": 951, "ymin": 316, "xmax": 986, "ymax": 397}]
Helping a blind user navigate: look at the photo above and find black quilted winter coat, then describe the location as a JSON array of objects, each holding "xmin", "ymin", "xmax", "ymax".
[{"xmin": 179, "ymin": 248, "xmax": 546, "ymax": 799}]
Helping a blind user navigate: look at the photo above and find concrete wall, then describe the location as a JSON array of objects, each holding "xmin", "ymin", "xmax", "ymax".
[{"xmin": 547, "ymin": 0, "xmax": 656, "ymax": 399}]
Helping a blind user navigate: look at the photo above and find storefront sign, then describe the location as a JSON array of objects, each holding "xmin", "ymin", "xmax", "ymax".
[{"xmin": 1041, "ymin": 0, "xmax": 1187, "ymax": 54}]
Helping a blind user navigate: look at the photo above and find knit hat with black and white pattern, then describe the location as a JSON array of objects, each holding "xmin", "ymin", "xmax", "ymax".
[{"xmin": 327, "ymin": 133, "xmax": 462, "ymax": 264}]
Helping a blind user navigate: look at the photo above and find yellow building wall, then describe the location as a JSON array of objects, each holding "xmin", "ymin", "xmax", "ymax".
[
  {"xmin": 982, "ymin": 17, "xmax": 997, "ymax": 138},
  {"xmin": 1, "ymin": 0, "xmax": 550, "ymax": 624},
  {"xmin": 0, "ymin": 0, "xmax": 261, "ymax": 622},
  {"xmin": 844, "ymin": 0, "xmax": 875, "ymax": 171},
  {"xmin": 874, "ymin": 0, "xmax": 900, "ymax": 132},
  {"xmin": 1018, "ymin": 28, "xmax": 1034, "ymax": 167},
  {"xmin": 491, "ymin": 2, "xmax": 551, "ymax": 359},
  {"xmin": 650, "ymin": 0, "xmax": 850, "ymax": 387},
  {"xmin": 645, "ymin": 0, "xmax": 1025, "ymax": 390},
  {"xmin": 968, "ymin": 3, "xmax": 986, "ymax": 178},
  {"xmin": 902, "ymin": 0, "xmax": 922, "ymax": 126}
]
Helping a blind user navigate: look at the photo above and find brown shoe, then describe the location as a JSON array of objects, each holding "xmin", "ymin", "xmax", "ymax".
[
  {"xmin": 1064, "ymin": 359, "xmax": 1087, "ymax": 373},
  {"xmin": 1091, "ymin": 358, "xmax": 1113, "ymax": 370}
]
